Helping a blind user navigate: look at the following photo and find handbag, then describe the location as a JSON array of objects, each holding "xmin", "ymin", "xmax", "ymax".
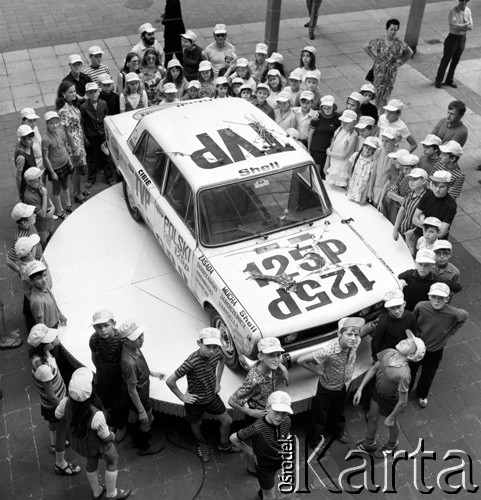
[{"xmin": 365, "ymin": 66, "xmax": 374, "ymax": 83}]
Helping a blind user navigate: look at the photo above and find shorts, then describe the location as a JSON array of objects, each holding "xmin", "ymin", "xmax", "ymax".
[
  {"xmin": 256, "ymin": 460, "xmax": 282, "ymax": 490},
  {"xmin": 47, "ymin": 163, "xmax": 71, "ymax": 196},
  {"xmin": 372, "ymin": 388, "xmax": 396, "ymax": 417},
  {"xmin": 41, "ymin": 405, "xmax": 61, "ymax": 424},
  {"xmin": 126, "ymin": 384, "xmax": 152, "ymax": 415},
  {"xmin": 35, "ymin": 215, "xmax": 53, "ymax": 234},
  {"xmin": 184, "ymin": 394, "xmax": 226, "ymax": 424}
]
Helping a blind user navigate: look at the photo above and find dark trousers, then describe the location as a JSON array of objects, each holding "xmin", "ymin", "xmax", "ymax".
[
  {"xmin": 306, "ymin": 0, "xmax": 323, "ymax": 28},
  {"xmin": 96, "ymin": 365, "xmax": 129, "ymax": 429},
  {"xmin": 435, "ymin": 34, "xmax": 466, "ymax": 84},
  {"xmin": 307, "ymin": 382, "xmax": 347, "ymax": 445},
  {"xmin": 410, "ymin": 349, "xmax": 444, "ymax": 399},
  {"xmin": 85, "ymin": 135, "xmax": 114, "ymax": 184}
]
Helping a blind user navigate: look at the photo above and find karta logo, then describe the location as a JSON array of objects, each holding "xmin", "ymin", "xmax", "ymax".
[{"xmin": 278, "ymin": 437, "xmax": 479, "ymax": 495}]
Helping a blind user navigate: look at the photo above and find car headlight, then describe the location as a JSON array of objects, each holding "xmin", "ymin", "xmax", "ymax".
[
  {"xmin": 282, "ymin": 333, "xmax": 299, "ymax": 344},
  {"xmin": 357, "ymin": 306, "xmax": 371, "ymax": 317}
]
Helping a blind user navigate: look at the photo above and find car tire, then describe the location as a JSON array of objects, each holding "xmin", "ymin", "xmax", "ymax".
[
  {"xmin": 122, "ymin": 179, "xmax": 143, "ymax": 222},
  {"xmin": 210, "ymin": 309, "xmax": 239, "ymax": 369}
]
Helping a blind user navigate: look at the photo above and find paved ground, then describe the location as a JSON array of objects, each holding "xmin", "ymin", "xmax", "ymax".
[{"xmin": 1, "ymin": 0, "xmax": 481, "ymax": 499}]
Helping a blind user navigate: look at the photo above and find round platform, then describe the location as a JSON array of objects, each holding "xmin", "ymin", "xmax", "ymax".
[{"xmin": 45, "ymin": 185, "xmax": 372, "ymax": 417}]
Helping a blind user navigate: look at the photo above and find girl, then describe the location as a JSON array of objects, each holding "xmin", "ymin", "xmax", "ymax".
[
  {"xmin": 181, "ymin": 80, "xmax": 201, "ymax": 100},
  {"xmin": 120, "ymin": 73, "xmax": 148, "ymax": 112},
  {"xmin": 55, "ymin": 368, "xmax": 131, "ymax": 500},
  {"xmin": 347, "ymin": 136, "xmax": 380, "ymax": 204},
  {"xmin": 28, "ymin": 324, "xmax": 81, "ymax": 477},
  {"xmin": 266, "ymin": 69, "xmax": 283, "ymax": 109},
  {"xmin": 161, "ymin": 83, "xmax": 180, "ymax": 103},
  {"xmin": 231, "ymin": 77, "xmax": 244, "ymax": 97},
  {"xmin": 297, "ymin": 45, "xmax": 318, "ymax": 83},
  {"xmin": 274, "ymin": 91, "xmax": 296, "ymax": 131},
  {"xmin": 239, "ymin": 84, "xmax": 253, "ymax": 101},
  {"xmin": 117, "ymin": 52, "xmax": 142, "ymax": 94},
  {"xmin": 214, "ymin": 76, "xmax": 230, "ymax": 98},
  {"xmin": 354, "ymin": 116, "xmax": 378, "ymax": 151},
  {"xmin": 325, "ymin": 110, "xmax": 359, "ymax": 188},
  {"xmin": 56, "ymin": 81, "xmax": 88, "ymax": 204},
  {"xmin": 229, "ymin": 58, "xmax": 256, "ymax": 91},
  {"xmin": 158, "ymin": 58, "xmax": 188, "ymax": 100},
  {"xmin": 217, "ymin": 50, "xmax": 236, "ymax": 77},
  {"xmin": 197, "ymin": 60, "xmax": 216, "ymax": 98},
  {"xmin": 261, "ymin": 52, "xmax": 286, "ymax": 84},
  {"xmin": 15, "ymin": 125, "xmax": 37, "ymax": 198},
  {"xmin": 141, "ymin": 48, "xmax": 164, "ymax": 105},
  {"xmin": 345, "ymin": 92, "xmax": 363, "ymax": 116},
  {"xmin": 248, "ymin": 43, "xmax": 268, "ymax": 84},
  {"xmin": 42, "ymin": 111, "xmax": 72, "ymax": 219}
]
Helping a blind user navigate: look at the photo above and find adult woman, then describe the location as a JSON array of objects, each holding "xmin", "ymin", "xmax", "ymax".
[
  {"xmin": 205, "ymin": 24, "xmax": 236, "ymax": 76},
  {"xmin": 117, "ymin": 52, "xmax": 142, "ymax": 95},
  {"xmin": 141, "ymin": 48, "xmax": 164, "ymax": 105},
  {"xmin": 56, "ymin": 81, "xmax": 88, "ymax": 204},
  {"xmin": 364, "ymin": 19, "xmax": 413, "ymax": 109}
]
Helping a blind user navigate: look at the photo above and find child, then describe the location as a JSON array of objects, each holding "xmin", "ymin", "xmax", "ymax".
[
  {"xmin": 347, "ymin": 136, "xmax": 380, "ymax": 204},
  {"xmin": 26, "ymin": 260, "xmax": 66, "ymax": 327},
  {"xmin": 325, "ymin": 110, "xmax": 358, "ymax": 188},
  {"xmin": 42, "ymin": 111, "xmax": 73, "ymax": 219},
  {"xmin": 353, "ymin": 330, "xmax": 425, "ymax": 457},
  {"xmin": 345, "ymin": 91, "xmax": 363, "ymax": 116},
  {"xmin": 230, "ymin": 391, "xmax": 293, "ymax": 500},
  {"xmin": 297, "ymin": 45, "xmax": 318, "ymax": 83},
  {"xmin": 253, "ymin": 83, "xmax": 275, "ymax": 119},
  {"xmin": 284, "ymin": 69, "xmax": 302, "ymax": 105},
  {"xmin": 119, "ymin": 319, "xmax": 165, "ymax": 455},
  {"xmin": 262, "ymin": 52, "xmax": 286, "ymax": 84},
  {"xmin": 55, "ymin": 368, "xmax": 131, "ymax": 500},
  {"xmin": 371, "ymin": 290, "xmax": 417, "ymax": 359},
  {"xmin": 265, "ymin": 69, "xmax": 283, "ymax": 108},
  {"xmin": 20, "ymin": 107, "xmax": 43, "ymax": 168},
  {"xmin": 214, "ymin": 76, "xmax": 230, "ymax": 99},
  {"xmin": 230, "ymin": 76, "xmax": 244, "ymax": 97},
  {"xmin": 417, "ymin": 216, "xmax": 441, "ymax": 252},
  {"xmin": 412, "ymin": 283, "xmax": 468, "ymax": 408},
  {"xmin": 239, "ymin": 84, "xmax": 253, "ymax": 101},
  {"xmin": 295, "ymin": 71, "xmax": 321, "ymax": 109},
  {"xmin": 359, "ymin": 83, "xmax": 378, "ymax": 123},
  {"xmin": 292, "ymin": 90, "xmax": 316, "ymax": 147},
  {"xmin": 431, "ymin": 140, "xmax": 465, "ymax": 199},
  {"xmin": 120, "ymin": 73, "xmax": 148, "ymax": 112},
  {"xmin": 98, "ymin": 73, "xmax": 120, "ymax": 115},
  {"xmin": 15, "ymin": 125, "xmax": 38, "ymax": 197},
  {"xmin": 160, "ymin": 82, "xmax": 179, "ymax": 103},
  {"xmin": 432, "ymin": 239, "xmax": 462, "ymax": 296},
  {"xmin": 418, "ymin": 134, "xmax": 441, "ymax": 175},
  {"xmin": 229, "ymin": 58, "xmax": 256, "ymax": 91},
  {"xmin": 158, "ymin": 58, "xmax": 188, "ymax": 99},
  {"xmin": 28, "ymin": 324, "xmax": 81, "ymax": 476},
  {"xmin": 274, "ymin": 91, "xmax": 296, "ymax": 130},
  {"xmin": 218, "ymin": 50, "xmax": 236, "ymax": 78},
  {"xmin": 21, "ymin": 167, "xmax": 55, "ymax": 248},
  {"xmin": 181, "ymin": 80, "xmax": 201, "ymax": 101},
  {"xmin": 166, "ymin": 327, "xmax": 239, "ymax": 462},
  {"xmin": 248, "ymin": 43, "xmax": 268, "ymax": 84},
  {"xmin": 398, "ymin": 249, "xmax": 446, "ymax": 311},
  {"xmin": 354, "ymin": 116, "xmax": 377, "ymax": 151},
  {"xmin": 298, "ymin": 317, "xmax": 365, "ymax": 447},
  {"xmin": 89, "ymin": 309, "xmax": 128, "ymax": 443},
  {"xmin": 197, "ymin": 60, "xmax": 216, "ymax": 98}
]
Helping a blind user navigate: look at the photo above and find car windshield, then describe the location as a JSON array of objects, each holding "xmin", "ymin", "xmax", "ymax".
[{"xmin": 198, "ymin": 164, "xmax": 331, "ymax": 246}]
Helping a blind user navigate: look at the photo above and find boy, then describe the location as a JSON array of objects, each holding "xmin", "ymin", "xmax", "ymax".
[
  {"xmin": 181, "ymin": 80, "xmax": 201, "ymax": 101},
  {"xmin": 89, "ymin": 309, "xmax": 128, "ymax": 442},
  {"xmin": 298, "ymin": 317, "xmax": 365, "ymax": 447},
  {"xmin": 284, "ymin": 70, "xmax": 302, "ymax": 105},
  {"xmin": 166, "ymin": 327, "xmax": 238, "ymax": 462},
  {"xmin": 293, "ymin": 90, "xmax": 316, "ymax": 147},
  {"xmin": 295, "ymin": 71, "xmax": 321, "ymax": 109},
  {"xmin": 416, "ymin": 217, "xmax": 442, "ymax": 251},
  {"xmin": 253, "ymin": 83, "xmax": 275, "ymax": 120},
  {"xmin": 412, "ymin": 283, "xmax": 468, "ymax": 408},
  {"xmin": 359, "ymin": 83, "xmax": 378, "ymax": 123},
  {"xmin": 20, "ymin": 107, "xmax": 43, "ymax": 168},
  {"xmin": 160, "ymin": 82, "xmax": 179, "ymax": 103},
  {"xmin": 418, "ymin": 134, "xmax": 442, "ymax": 174},
  {"xmin": 398, "ymin": 249, "xmax": 446, "ymax": 311},
  {"xmin": 119, "ymin": 319, "xmax": 165, "ymax": 455},
  {"xmin": 432, "ymin": 239, "xmax": 461, "ymax": 296},
  {"xmin": 431, "ymin": 140, "xmax": 465, "ymax": 199},
  {"xmin": 371, "ymin": 290, "xmax": 417, "ymax": 359},
  {"xmin": 353, "ymin": 331, "xmax": 426, "ymax": 457},
  {"xmin": 84, "ymin": 46, "xmax": 112, "ymax": 84},
  {"xmin": 98, "ymin": 73, "xmax": 120, "ymax": 115},
  {"xmin": 230, "ymin": 391, "xmax": 293, "ymax": 500}
]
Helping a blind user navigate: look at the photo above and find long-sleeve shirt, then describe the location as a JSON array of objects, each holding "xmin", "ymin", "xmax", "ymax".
[
  {"xmin": 448, "ymin": 5, "xmax": 473, "ymax": 36},
  {"xmin": 414, "ymin": 301, "xmax": 469, "ymax": 351},
  {"xmin": 431, "ymin": 118, "xmax": 468, "ymax": 146},
  {"xmin": 398, "ymin": 269, "xmax": 447, "ymax": 311},
  {"xmin": 431, "ymin": 161, "xmax": 465, "ymax": 199},
  {"xmin": 371, "ymin": 310, "xmax": 417, "ymax": 359}
]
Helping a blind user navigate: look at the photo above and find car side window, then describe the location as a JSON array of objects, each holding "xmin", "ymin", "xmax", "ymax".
[
  {"xmin": 134, "ymin": 133, "xmax": 168, "ymax": 190},
  {"xmin": 165, "ymin": 163, "xmax": 195, "ymax": 233}
]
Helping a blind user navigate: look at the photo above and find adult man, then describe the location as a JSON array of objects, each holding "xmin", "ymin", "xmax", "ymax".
[
  {"xmin": 431, "ymin": 141, "xmax": 465, "ymax": 199},
  {"xmin": 205, "ymin": 24, "xmax": 235, "ymax": 77},
  {"xmin": 181, "ymin": 30, "xmax": 207, "ymax": 81},
  {"xmin": 298, "ymin": 317, "xmax": 366, "ymax": 447},
  {"xmin": 304, "ymin": 0, "xmax": 323, "ymax": 40},
  {"xmin": 435, "ymin": 0, "xmax": 473, "ymax": 88},
  {"xmin": 62, "ymin": 54, "xmax": 92, "ymax": 106},
  {"xmin": 83, "ymin": 46, "xmax": 112, "ymax": 84},
  {"xmin": 131, "ymin": 23, "xmax": 165, "ymax": 66},
  {"xmin": 431, "ymin": 101, "xmax": 468, "ymax": 146}
]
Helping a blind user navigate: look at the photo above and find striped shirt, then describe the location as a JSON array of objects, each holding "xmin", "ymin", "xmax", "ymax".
[
  {"xmin": 312, "ymin": 336, "xmax": 361, "ymax": 390},
  {"xmin": 84, "ymin": 64, "xmax": 112, "ymax": 84},
  {"xmin": 174, "ymin": 349, "xmax": 223, "ymax": 404},
  {"xmin": 237, "ymin": 416, "xmax": 291, "ymax": 463},
  {"xmin": 7, "ymin": 225, "xmax": 42, "ymax": 264},
  {"xmin": 400, "ymin": 188, "xmax": 427, "ymax": 234},
  {"xmin": 375, "ymin": 349, "xmax": 411, "ymax": 406},
  {"xmin": 31, "ymin": 353, "xmax": 66, "ymax": 409},
  {"xmin": 89, "ymin": 330, "xmax": 123, "ymax": 367},
  {"xmin": 431, "ymin": 162, "xmax": 465, "ymax": 199}
]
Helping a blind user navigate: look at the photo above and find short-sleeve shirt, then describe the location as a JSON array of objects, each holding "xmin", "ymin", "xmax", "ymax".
[
  {"xmin": 309, "ymin": 112, "xmax": 341, "ymax": 152},
  {"xmin": 174, "ymin": 349, "xmax": 222, "ymax": 404},
  {"xmin": 63, "ymin": 72, "xmax": 92, "ymax": 99},
  {"xmin": 121, "ymin": 347, "xmax": 150, "ymax": 390},
  {"xmin": 371, "ymin": 310, "xmax": 417, "ymax": 358},
  {"xmin": 89, "ymin": 330, "xmax": 123, "ymax": 368},
  {"xmin": 375, "ymin": 349, "xmax": 411, "ymax": 407},
  {"xmin": 42, "ymin": 129, "xmax": 70, "ymax": 169},
  {"xmin": 7, "ymin": 225, "xmax": 42, "ymax": 265},
  {"xmin": 417, "ymin": 190, "xmax": 457, "ymax": 228},
  {"xmin": 400, "ymin": 188, "xmax": 427, "ymax": 234},
  {"xmin": 31, "ymin": 353, "xmax": 66, "ymax": 409},
  {"xmin": 30, "ymin": 286, "xmax": 59, "ymax": 327},
  {"xmin": 377, "ymin": 114, "xmax": 410, "ymax": 140},
  {"xmin": 431, "ymin": 162, "xmax": 465, "ymax": 199}
]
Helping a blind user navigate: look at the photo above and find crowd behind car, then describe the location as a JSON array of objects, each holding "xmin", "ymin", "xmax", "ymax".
[{"xmin": 2, "ymin": 17, "xmax": 472, "ymax": 500}]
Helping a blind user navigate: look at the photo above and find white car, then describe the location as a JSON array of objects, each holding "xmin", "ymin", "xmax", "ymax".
[{"xmin": 105, "ymin": 98, "xmax": 413, "ymax": 370}]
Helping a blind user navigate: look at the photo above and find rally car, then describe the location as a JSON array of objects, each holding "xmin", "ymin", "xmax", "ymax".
[{"xmin": 104, "ymin": 98, "xmax": 414, "ymax": 370}]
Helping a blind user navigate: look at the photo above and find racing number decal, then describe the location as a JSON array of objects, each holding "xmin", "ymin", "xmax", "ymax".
[{"xmin": 244, "ymin": 239, "xmax": 376, "ymax": 320}]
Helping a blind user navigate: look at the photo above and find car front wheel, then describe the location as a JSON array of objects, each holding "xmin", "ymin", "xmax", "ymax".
[
  {"xmin": 122, "ymin": 179, "xmax": 143, "ymax": 222},
  {"xmin": 211, "ymin": 309, "xmax": 239, "ymax": 369}
]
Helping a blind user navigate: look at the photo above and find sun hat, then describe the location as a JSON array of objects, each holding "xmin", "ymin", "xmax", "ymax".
[
  {"xmin": 17, "ymin": 125, "xmax": 34, "ymax": 138},
  {"xmin": 88, "ymin": 46, "xmax": 104, "ymax": 56},
  {"xmin": 388, "ymin": 148, "xmax": 410, "ymax": 159},
  {"xmin": 304, "ymin": 70, "xmax": 319, "ymax": 81},
  {"xmin": 188, "ymin": 80, "xmax": 201, "ymax": 89},
  {"xmin": 433, "ymin": 240, "xmax": 452, "ymax": 252},
  {"xmin": 199, "ymin": 60, "xmax": 212, "ymax": 72},
  {"xmin": 231, "ymin": 77, "xmax": 244, "ymax": 85},
  {"xmin": 199, "ymin": 327, "xmax": 222, "ymax": 346},
  {"xmin": 181, "ymin": 30, "xmax": 197, "ymax": 42},
  {"xmin": 355, "ymin": 116, "xmax": 375, "ymax": 129},
  {"xmin": 384, "ymin": 290, "xmax": 404, "ymax": 308},
  {"xmin": 266, "ymin": 52, "xmax": 284, "ymax": 64},
  {"xmin": 428, "ymin": 282, "xmax": 450, "ymax": 297},
  {"xmin": 415, "ymin": 249, "xmax": 436, "ymax": 264},
  {"xmin": 239, "ymin": 84, "xmax": 252, "ymax": 92},
  {"xmin": 20, "ymin": 108, "xmax": 40, "ymax": 120},
  {"xmin": 363, "ymin": 136, "xmax": 380, "ymax": 149},
  {"xmin": 213, "ymin": 24, "xmax": 227, "ymax": 34},
  {"xmin": 119, "ymin": 319, "xmax": 144, "ymax": 341},
  {"xmin": 420, "ymin": 134, "xmax": 442, "ymax": 147},
  {"xmin": 139, "ymin": 23, "xmax": 156, "ymax": 34},
  {"xmin": 430, "ymin": 171, "xmax": 452, "ymax": 184},
  {"xmin": 98, "ymin": 73, "xmax": 114, "ymax": 84},
  {"xmin": 276, "ymin": 91, "xmax": 291, "ymax": 102},
  {"xmin": 360, "ymin": 83, "xmax": 376, "ymax": 95},
  {"xmin": 24, "ymin": 167, "xmax": 43, "ymax": 181},
  {"xmin": 14, "ymin": 234, "xmax": 40, "ymax": 258},
  {"xmin": 91, "ymin": 309, "xmax": 115, "ymax": 326},
  {"xmin": 235, "ymin": 58, "xmax": 249, "ymax": 67},
  {"xmin": 380, "ymin": 127, "xmax": 400, "ymax": 140},
  {"xmin": 255, "ymin": 43, "xmax": 268, "ymax": 54},
  {"xmin": 288, "ymin": 69, "xmax": 302, "ymax": 81},
  {"xmin": 167, "ymin": 58, "xmax": 182, "ymax": 69},
  {"xmin": 383, "ymin": 99, "xmax": 404, "ymax": 112},
  {"xmin": 163, "ymin": 82, "xmax": 177, "ymax": 93},
  {"xmin": 125, "ymin": 72, "xmax": 141, "ymax": 83},
  {"xmin": 25, "ymin": 259, "xmax": 47, "ymax": 277},
  {"xmin": 68, "ymin": 54, "xmax": 83, "ymax": 65},
  {"xmin": 439, "ymin": 140, "xmax": 463, "ymax": 157},
  {"xmin": 320, "ymin": 95, "xmax": 335, "ymax": 106},
  {"xmin": 422, "ymin": 216, "xmax": 442, "ymax": 229},
  {"xmin": 347, "ymin": 91, "xmax": 364, "ymax": 103},
  {"xmin": 299, "ymin": 90, "xmax": 314, "ymax": 101},
  {"xmin": 44, "ymin": 111, "xmax": 59, "ymax": 122},
  {"xmin": 257, "ymin": 337, "xmax": 284, "ymax": 354},
  {"xmin": 267, "ymin": 391, "xmax": 293, "ymax": 414},
  {"xmin": 398, "ymin": 154, "xmax": 420, "ymax": 166},
  {"xmin": 11, "ymin": 202, "xmax": 35, "ymax": 221},
  {"xmin": 215, "ymin": 76, "xmax": 229, "ymax": 86},
  {"xmin": 303, "ymin": 45, "xmax": 316, "ymax": 55},
  {"xmin": 338, "ymin": 317, "xmax": 365, "ymax": 331},
  {"xmin": 85, "ymin": 82, "xmax": 100, "ymax": 92},
  {"xmin": 407, "ymin": 168, "xmax": 428, "ymax": 180},
  {"xmin": 267, "ymin": 69, "xmax": 281, "ymax": 78},
  {"xmin": 339, "ymin": 110, "xmax": 357, "ymax": 123},
  {"xmin": 69, "ymin": 367, "xmax": 94, "ymax": 402},
  {"xmin": 27, "ymin": 324, "xmax": 57, "ymax": 347}
]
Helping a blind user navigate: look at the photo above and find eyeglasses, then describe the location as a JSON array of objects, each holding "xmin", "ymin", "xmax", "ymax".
[
  {"xmin": 130, "ymin": 60, "xmax": 140, "ymax": 64},
  {"xmin": 146, "ymin": 56, "xmax": 156, "ymax": 61},
  {"xmin": 215, "ymin": 34, "xmax": 226, "ymax": 38}
]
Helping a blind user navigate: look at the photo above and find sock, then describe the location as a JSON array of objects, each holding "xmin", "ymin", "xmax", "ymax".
[
  {"xmin": 55, "ymin": 450, "xmax": 67, "ymax": 468},
  {"xmin": 105, "ymin": 469, "xmax": 118, "ymax": 498},
  {"xmin": 49, "ymin": 430, "xmax": 56, "ymax": 447},
  {"xmin": 86, "ymin": 470, "xmax": 103, "ymax": 496}
]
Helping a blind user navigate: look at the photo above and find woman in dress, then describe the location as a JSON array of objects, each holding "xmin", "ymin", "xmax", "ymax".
[
  {"xmin": 141, "ymin": 48, "xmax": 164, "ymax": 106},
  {"xmin": 56, "ymin": 81, "xmax": 88, "ymax": 204},
  {"xmin": 364, "ymin": 19, "xmax": 413, "ymax": 110},
  {"xmin": 117, "ymin": 52, "xmax": 142, "ymax": 95}
]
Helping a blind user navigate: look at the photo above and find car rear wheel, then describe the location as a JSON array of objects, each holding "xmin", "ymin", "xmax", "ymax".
[
  {"xmin": 211, "ymin": 309, "xmax": 239, "ymax": 369},
  {"xmin": 122, "ymin": 179, "xmax": 142, "ymax": 222}
]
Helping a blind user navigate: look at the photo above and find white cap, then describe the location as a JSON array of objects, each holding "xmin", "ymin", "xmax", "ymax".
[
  {"xmin": 360, "ymin": 83, "xmax": 376, "ymax": 95},
  {"xmin": 24, "ymin": 167, "xmax": 43, "ymax": 181},
  {"xmin": 88, "ymin": 46, "xmax": 104, "ymax": 56},
  {"xmin": 433, "ymin": 240, "xmax": 452, "ymax": 252},
  {"xmin": 25, "ymin": 259, "xmax": 47, "ymax": 277},
  {"xmin": 68, "ymin": 54, "xmax": 83, "ymax": 65},
  {"xmin": 167, "ymin": 58, "xmax": 182, "ymax": 69},
  {"xmin": 267, "ymin": 391, "xmax": 293, "ymax": 414},
  {"xmin": 27, "ymin": 324, "xmax": 57, "ymax": 347},
  {"xmin": 215, "ymin": 76, "xmax": 229, "ymax": 86},
  {"xmin": 231, "ymin": 77, "xmax": 244, "ymax": 85},
  {"xmin": 267, "ymin": 68, "xmax": 281, "ymax": 78},
  {"xmin": 407, "ymin": 168, "xmax": 428, "ymax": 180},
  {"xmin": 199, "ymin": 60, "xmax": 212, "ymax": 72},
  {"xmin": 299, "ymin": 90, "xmax": 314, "ymax": 101},
  {"xmin": 339, "ymin": 110, "xmax": 357, "ymax": 123},
  {"xmin": 380, "ymin": 127, "xmax": 400, "ymax": 140},
  {"xmin": 255, "ymin": 43, "xmax": 268, "ymax": 54},
  {"xmin": 266, "ymin": 52, "xmax": 284, "ymax": 64},
  {"xmin": 125, "ymin": 72, "xmax": 141, "ymax": 83},
  {"xmin": 405, "ymin": 330, "xmax": 426, "ymax": 362},
  {"xmin": 17, "ymin": 124, "xmax": 34, "ymax": 138},
  {"xmin": 20, "ymin": 108, "xmax": 40, "ymax": 120},
  {"xmin": 44, "ymin": 111, "xmax": 59, "ymax": 122},
  {"xmin": 69, "ymin": 367, "xmax": 94, "ymax": 402},
  {"xmin": 181, "ymin": 30, "xmax": 197, "ymax": 42},
  {"xmin": 338, "ymin": 317, "xmax": 365, "ymax": 331},
  {"xmin": 163, "ymin": 82, "xmax": 177, "ymax": 93},
  {"xmin": 188, "ymin": 80, "xmax": 201, "ymax": 89},
  {"xmin": 320, "ymin": 95, "xmax": 335, "ymax": 106},
  {"xmin": 304, "ymin": 70, "xmax": 320, "ymax": 81},
  {"xmin": 213, "ymin": 23, "xmax": 227, "ymax": 34},
  {"xmin": 383, "ymin": 99, "xmax": 404, "ymax": 112},
  {"xmin": 119, "ymin": 319, "xmax": 144, "ymax": 341},
  {"xmin": 11, "ymin": 202, "xmax": 35, "ymax": 221},
  {"xmin": 347, "ymin": 91, "xmax": 363, "ymax": 103},
  {"xmin": 388, "ymin": 148, "xmax": 410, "ymax": 159},
  {"xmin": 139, "ymin": 23, "xmax": 156, "ymax": 34},
  {"xmin": 257, "ymin": 337, "xmax": 284, "ymax": 354},
  {"xmin": 256, "ymin": 83, "xmax": 270, "ymax": 92},
  {"xmin": 363, "ymin": 136, "xmax": 380, "ymax": 149},
  {"xmin": 422, "ymin": 216, "xmax": 443, "ymax": 229},
  {"xmin": 239, "ymin": 83, "xmax": 252, "ymax": 92},
  {"xmin": 85, "ymin": 82, "xmax": 100, "ymax": 92},
  {"xmin": 276, "ymin": 91, "xmax": 290, "ymax": 102},
  {"xmin": 288, "ymin": 69, "xmax": 302, "ymax": 81},
  {"xmin": 415, "ymin": 249, "xmax": 436, "ymax": 264},
  {"xmin": 91, "ymin": 309, "xmax": 115, "ymax": 326},
  {"xmin": 199, "ymin": 327, "xmax": 222, "ymax": 346},
  {"xmin": 303, "ymin": 45, "xmax": 316, "ymax": 55},
  {"xmin": 236, "ymin": 58, "xmax": 249, "ymax": 67},
  {"xmin": 98, "ymin": 73, "xmax": 114, "ymax": 84},
  {"xmin": 428, "ymin": 282, "xmax": 450, "ymax": 298},
  {"xmin": 420, "ymin": 134, "xmax": 442, "ymax": 147},
  {"xmin": 384, "ymin": 289, "xmax": 404, "ymax": 308},
  {"xmin": 14, "ymin": 234, "xmax": 40, "ymax": 258},
  {"xmin": 430, "ymin": 171, "xmax": 452, "ymax": 184},
  {"xmin": 355, "ymin": 115, "xmax": 375, "ymax": 129},
  {"xmin": 439, "ymin": 140, "xmax": 463, "ymax": 157},
  {"xmin": 398, "ymin": 154, "xmax": 420, "ymax": 166}
]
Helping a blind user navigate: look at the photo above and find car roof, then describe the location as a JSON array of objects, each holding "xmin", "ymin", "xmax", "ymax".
[{"xmin": 138, "ymin": 98, "xmax": 313, "ymax": 190}]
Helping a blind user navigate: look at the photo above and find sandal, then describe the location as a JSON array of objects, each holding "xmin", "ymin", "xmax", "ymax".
[
  {"xmin": 83, "ymin": 190, "xmax": 91, "ymax": 196},
  {"xmin": 0, "ymin": 336, "xmax": 22, "ymax": 350},
  {"xmin": 56, "ymin": 212, "xmax": 68, "ymax": 220},
  {"xmin": 54, "ymin": 462, "xmax": 81, "ymax": 476},
  {"xmin": 65, "ymin": 206, "xmax": 74, "ymax": 213}
]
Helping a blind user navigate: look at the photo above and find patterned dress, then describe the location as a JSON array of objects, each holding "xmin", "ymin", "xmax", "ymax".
[
  {"xmin": 368, "ymin": 36, "xmax": 408, "ymax": 100},
  {"xmin": 371, "ymin": 147, "xmax": 393, "ymax": 204},
  {"xmin": 325, "ymin": 128, "xmax": 358, "ymax": 188},
  {"xmin": 347, "ymin": 151, "xmax": 376, "ymax": 203},
  {"xmin": 142, "ymin": 66, "xmax": 163, "ymax": 105},
  {"xmin": 58, "ymin": 102, "xmax": 87, "ymax": 168}
]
